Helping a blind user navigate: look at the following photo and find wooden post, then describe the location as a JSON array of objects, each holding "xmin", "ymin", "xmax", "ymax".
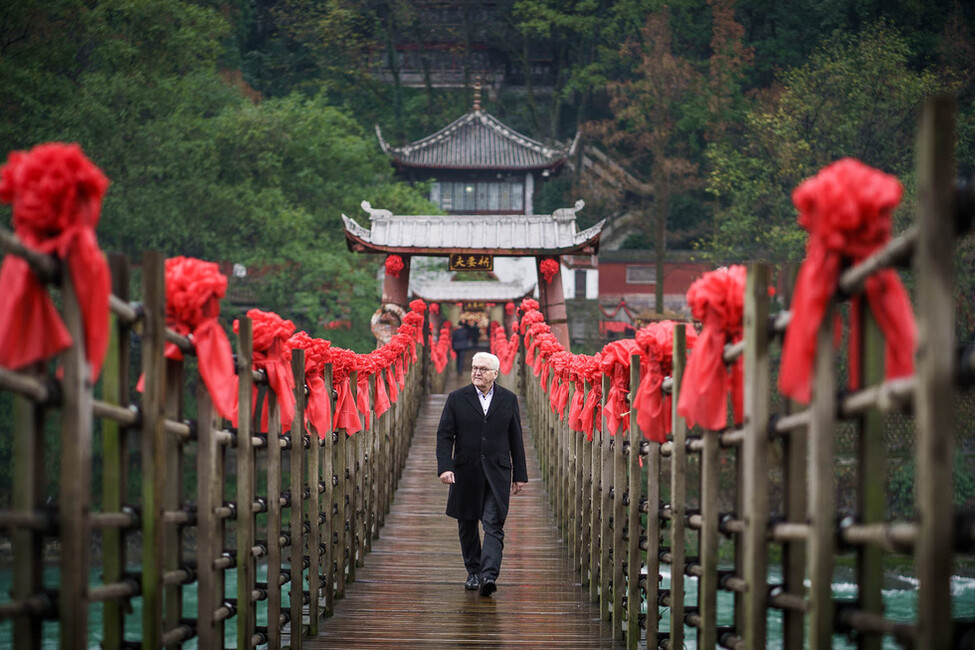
[
  {"xmin": 914, "ymin": 94, "xmax": 956, "ymax": 650},
  {"xmin": 589, "ymin": 380, "xmax": 600, "ymax": 601},
  {"xmin": 807, "ymin": 302, "xmax": 837, "ymax": 649},
  {"xmin": 139, "ymin": 251, "xmax": 167, "ymax": 650},
  {"xmin": 101, "ymin": 254, "xmax": 130, "ymax": 650},
  {"xmin": 236, "ymin": 318, "xmax": 257, "ymax": 650},
  {"xmin": 856, "ymin": 306, "xmax": 885, "ymax": 650},
  {"xmin": 699, "ymin": 430, "xmax": 719, "ymax": 649},
  {"xmin": 669, "ymin": 324, "xmax": 688, "ymax": 650},
  {"xmin": 163, "ymin": 356, "xmax": 184, "ymax": 650},
  {"xmin": 536, "ymin": 256, "xmax": 570, "ymax": 349},
  {"xmin": 290, "ymin": 351, "xmax": 306, "ymax": 649},
  {"xmin": 742, "ymin": 263, "xmax": 771, "ymax": 645},
  {"xmin": 12, "ymin": 374, "xmax": 45, "ymax": 649},
  {"xmin": 626, "ymin": 355, "xmax": 642, "ymax": 648},
  {"xmin": 581, "ymin": 381, "xmax": 593, "ymax": 588},
  {"xmin": 599, "ymin": 374, "xmax": 613, "ymax": 621},
  {"xmin": 196, "ymin": 374, "xmax": 226, "ymax": 649},
  {"xmin": 267, "ymin": 388, "xmax": 283, "ymax": 648},
  {"xmin": 322, "ymin": 364, "xmax": 336, "ymax": 615},
  {"xmin": 612, "ymin": 370, "xmax": 628, "ymax": 640}
]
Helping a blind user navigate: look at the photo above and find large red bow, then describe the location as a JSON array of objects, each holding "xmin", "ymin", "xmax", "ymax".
[
  {"xmin": 779, "ymin": 158, "xmax": 915, "ymax": 403},
  {"xmin": 0, "ymin": 143, "xmax": 111, "ymax": 377},
  {"xmin": 235, "ymin": 309, "xmax": 296, "ymax": 433},
  {"xmin": 677, "ymin": 266, "xmax": 746, "ymax": 431},
  {"xmin": 600, "ymin": 339, "xmax": 640, "ymax": 436},
  {"xmin": 288, "ymin": 331, "xmax": 332, "ymax": 439},
  {"xmin": 633, "ymin": 321, "xmax": 698, "ymax": 443},
  {"xmin": 161, "ymin": 257, "xmax": 237, "ymax": 420}
]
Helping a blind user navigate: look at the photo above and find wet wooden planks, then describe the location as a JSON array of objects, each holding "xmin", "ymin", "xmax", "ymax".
[{"xmin": 306, "ymin": 391, "xmax": 625, "ymax": 648}]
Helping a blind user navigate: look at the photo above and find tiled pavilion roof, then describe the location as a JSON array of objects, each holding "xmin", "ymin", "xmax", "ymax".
[
  {"xmin": 342, "ymin": 200, "xmax": 604, "ymax": 256},
  {"xmin": 410, "ymin": 279, "xmax": 535, "ymax": 303},
  {"xmin": 376, "ymin": 109, "xmax": 579, "ymax": 171}
]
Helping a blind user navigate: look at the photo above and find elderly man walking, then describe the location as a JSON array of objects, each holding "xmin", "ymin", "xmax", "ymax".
[{"xmin": 436, "ymin": 351, "xmax": 528, "ymax": 596}]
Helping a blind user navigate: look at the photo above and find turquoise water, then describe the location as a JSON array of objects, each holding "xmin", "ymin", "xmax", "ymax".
[
  {"xmin": 656, "ymin": 565, "xmax": 975, "ymax": 649},
  {"xmin": 1, "ymin": 564, "xmax": 972, "ymax": 648},
  {"xmin": 0, "ymin": 564, "xmax": 290, "ymax": 649}
]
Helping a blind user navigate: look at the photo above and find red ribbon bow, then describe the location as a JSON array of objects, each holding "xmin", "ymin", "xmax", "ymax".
[
  {"xmin": 633, "ymin": 321, "xmax": 698, "ymax": 443},
  {"xmin": 0, "ymin": 143, "xmax": 111, "ymax": 377},
  {"xmin": 600, "ymin": 339, "xmax": 640, "ymax": 436},
  {"xmin": 330, "ymin": 347, "xmax": 362, "ymax": 435},
  {"xmin": 779, "ymin": 158, "xmax": 916, "ymax": 403},
  {"xmin": 236, "ymin": 309, "xmax": 296, "ymax": 433},
  {"xmin": 677, "ymin": 266, "xmax": 746, "ymax": 431},
  {"xmin": 288, "ymin": 331, "xmax": 332, "ymax": 439},
  {"xmin": 161, "ymin": 257, "xmax": 237, "ymax": 420}
]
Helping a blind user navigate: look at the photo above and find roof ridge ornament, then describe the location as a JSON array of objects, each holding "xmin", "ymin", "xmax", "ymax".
[
  {"xmin": 361, "ymin": 201, "xmax": 393, "ymax": 221},
  {"xmin": 553, "ymin": 199, "xmax": 585, "ymax": 221},
  {"xmin": 473, "ymin": 79, "xmax": 482, "ymax": 112}
]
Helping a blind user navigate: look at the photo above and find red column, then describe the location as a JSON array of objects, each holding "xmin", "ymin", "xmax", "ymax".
[
  {"xmin": 382, "ymin": 254, "xmax": 410, "ymax": 306},
  {"xmin": 536, "ymin": 256, "xmax": 570, "ymax": 349}
]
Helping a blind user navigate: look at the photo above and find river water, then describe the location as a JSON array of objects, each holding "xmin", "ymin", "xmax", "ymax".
[{"xmin": 1, "ymin": 564, "xmax": 972, "ymax": 648}]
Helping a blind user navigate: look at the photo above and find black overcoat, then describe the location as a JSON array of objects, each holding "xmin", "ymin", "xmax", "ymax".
[{"xmin": 435, "ymin": 383, "xmax": 528, "ymax": 521}]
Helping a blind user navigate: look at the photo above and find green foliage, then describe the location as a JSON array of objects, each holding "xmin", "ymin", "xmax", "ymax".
[{"xmin": 705, "ymin": 21, "xmax": 948, "ymax": 261}]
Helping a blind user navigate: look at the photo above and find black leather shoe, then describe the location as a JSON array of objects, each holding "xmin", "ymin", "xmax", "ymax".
[
  {"xmin": 479, "ymin": 578, "xmax": 496, "ymax": 596},
  {"xmin": 464, "ymin": 573, "xmax": 480, "ymax": 590}
]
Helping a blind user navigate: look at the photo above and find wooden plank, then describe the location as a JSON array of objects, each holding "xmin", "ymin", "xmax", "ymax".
[
  {"xmin": 669, "ymin": 324, "xmax": 688, "ymax": 649},
  {"xmin": 807, "ymin": 301, "xmax": 837, "ymax": 649},
  {"xmin": 626, "ymin": 356, "xmax": 642, "ymax": 648},
  {"xmin": 236, "ymin": 318, "xmax": 257, "ymax": 650},
  {"xmin": 100, "ymin": 253, "xmax": 129, "ymax": 650},
  {"xmin": 914, "ymin": 94, "xmax": 956, "ymax": 650},
  {"xmin": 305, "ymin": 393, "xmax": 624, "ymax": 649},
  {"xmin": 742, "ymin": 262, "xmax": 771, "ymax": 645},
  {"xmin": 139, "ymin": 250, "xmax": 167, "ymax": 650}
]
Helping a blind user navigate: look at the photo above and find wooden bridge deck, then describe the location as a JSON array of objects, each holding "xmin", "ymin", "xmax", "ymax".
[{"xmin": 306, "ymin": 387, "xmax": 626, "ymax": 648}]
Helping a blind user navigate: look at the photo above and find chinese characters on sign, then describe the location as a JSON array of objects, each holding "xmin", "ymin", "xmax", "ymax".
[{"xmin": 449, "ymin": 253, "xmax": 493, "ymax": 272}]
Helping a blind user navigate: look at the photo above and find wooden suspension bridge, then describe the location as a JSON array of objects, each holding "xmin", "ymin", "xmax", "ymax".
[{"xmin": 0, "ymin": 97, "xmax": 973, "ymax": 650}]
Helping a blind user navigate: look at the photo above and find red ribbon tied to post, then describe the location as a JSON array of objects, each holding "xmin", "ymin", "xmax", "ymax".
[
  {"xmin": 288, "ymin": 331, "xmax": 332, "ymax": 439},
  {"xmin": 633, "ymin": 321, "xmax": 698, "ymax": 443},
  {"xmin": 330, "ymin": 347, "xmax": 362, "ymax": 435},
  {"xmin": 0, "ymin": 143, "xmax": 111, "ymax": 377},
  {"xmin": 235, "ymin": 309, "xmax": 296, "ymax": 433},
  {"xmin": 677, "ymin": 265, "xmax": 746, "ymax": 431},
  {"xmin": 599, "ymin": 339, "xmax": 640, "ymax": 436},
  {"xmin": 161, "ymin": 256, "xmax": 237, "ymax": 419},
  {"xmin": 779, "ymin": 158, "xmax": 915, "ymax": 403}
]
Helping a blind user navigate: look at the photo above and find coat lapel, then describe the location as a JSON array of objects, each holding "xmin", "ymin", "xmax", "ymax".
[
  {"xmin": 485, "ymin": 384, "xmax": 505, "ymax": 420},
  {"xmin": 463, "ymin": 384, "xmax": 483, "ymax": 418}
]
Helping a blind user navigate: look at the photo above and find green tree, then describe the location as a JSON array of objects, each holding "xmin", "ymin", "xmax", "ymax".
[{"xmin": 706, "ymin": 21, "xmax": 948, "ymax": 261}]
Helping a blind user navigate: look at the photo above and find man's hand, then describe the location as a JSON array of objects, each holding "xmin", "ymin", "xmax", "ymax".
[
  {"xmin": 511, "ymin": 481, "xmax": 527, "ymax": 495},
  {"xmin": 439, "ymin": 471, "xmax": 455, "ymax": 485}
]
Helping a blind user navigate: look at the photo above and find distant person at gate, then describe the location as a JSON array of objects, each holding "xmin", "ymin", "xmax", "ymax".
[
  {"xmin": 436, "ymin": 351, "xmax": 528, "ymax": 597},
  {"xmin": 451, "ymin": 321, "xmax": 472, "ymax": 373}
]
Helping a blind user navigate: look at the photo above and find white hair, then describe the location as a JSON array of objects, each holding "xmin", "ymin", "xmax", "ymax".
[{"xmin": 472, "ymin": 351, "xmax": 500, "ymax": 371}]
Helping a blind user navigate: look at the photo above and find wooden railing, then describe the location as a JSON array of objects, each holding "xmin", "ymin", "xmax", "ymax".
[
  {"xmin": 0, "ymin": 248, "xmax": 426, "ymax": 649},
  {"xmin": 524, "ymin": 95, "xmax": 975, "ymax": 649}
]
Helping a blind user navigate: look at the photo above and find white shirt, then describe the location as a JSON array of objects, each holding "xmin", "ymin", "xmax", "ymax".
[{"xmin": 477, "ymin": 383, "xmax": 495, "ymax": 415}]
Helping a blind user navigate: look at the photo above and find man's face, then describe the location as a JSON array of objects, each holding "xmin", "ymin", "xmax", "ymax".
[{"xmin": 471, "ymin": 361, "xmax": 498, "ymax": 391}]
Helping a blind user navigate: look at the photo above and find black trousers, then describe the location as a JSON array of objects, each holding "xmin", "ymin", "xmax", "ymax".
[{"xmin": 457, "ymin": 482, "xmax": 504, "ymax": 581}]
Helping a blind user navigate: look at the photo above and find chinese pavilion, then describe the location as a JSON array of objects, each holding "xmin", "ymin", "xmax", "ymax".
[{"xmin": 344, "ymin": 89, "xmax": 602, "ymax": 348}]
